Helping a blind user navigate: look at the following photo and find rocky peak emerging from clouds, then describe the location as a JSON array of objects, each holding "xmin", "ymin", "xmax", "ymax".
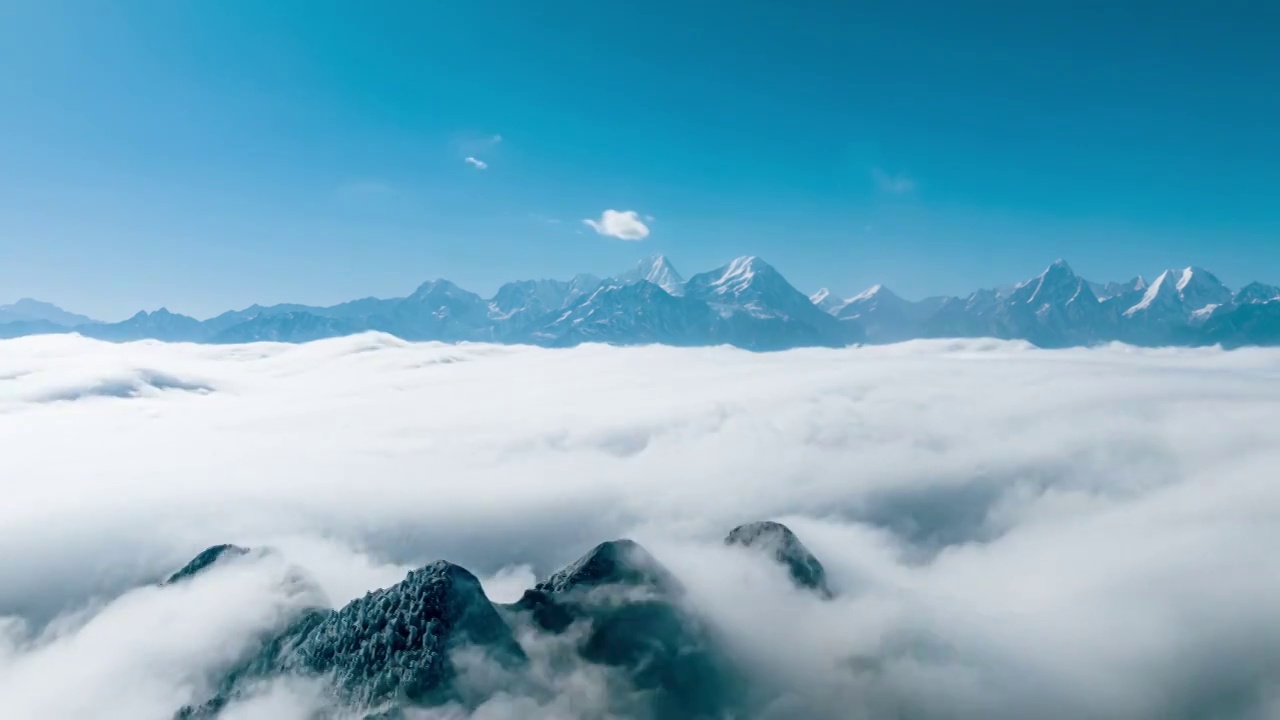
[
  {"xmin": 181, "ymin": 522, "xmax": 828, "ymax": 719},
  {"xmin": 725, "ymin": 521, "xmax": 833, "ymax": 598}
]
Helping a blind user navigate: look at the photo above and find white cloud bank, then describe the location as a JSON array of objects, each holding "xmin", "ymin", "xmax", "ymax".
[
  {"xmin": 1, "ymin": 334, "xmax": 1280, "ymax": 718},
  {"xmin": 582, "ymin": 209, "xmax": 650, "ymax": 240}
]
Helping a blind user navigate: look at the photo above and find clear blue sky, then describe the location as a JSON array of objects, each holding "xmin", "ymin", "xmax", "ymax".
[{"xmin": 1, "ymin": 1, "xmax": 1277, "ymax": 320}]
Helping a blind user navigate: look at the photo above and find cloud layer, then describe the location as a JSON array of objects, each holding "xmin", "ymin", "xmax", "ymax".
[
  {"xmin": 582, "ymin": 209, "xmax": 650, "ymax": 240},
  {"xmin": 2, "ymin": 334, "xmax": 1279, "ymax": 718}
]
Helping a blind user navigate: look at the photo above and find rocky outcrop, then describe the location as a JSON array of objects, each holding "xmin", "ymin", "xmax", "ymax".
[
  {"xmin": 725, "ymin": 521, "xmax": 834, "ymax": 598},
  {"xmin": 175, "ymin": 523, "xmax": 832, "ymax": 718}
]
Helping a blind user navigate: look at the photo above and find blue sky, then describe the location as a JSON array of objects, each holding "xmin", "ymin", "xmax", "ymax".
[{"xmin": 1, "ymin": 1, "xmax": 1277, "ymax": 320}]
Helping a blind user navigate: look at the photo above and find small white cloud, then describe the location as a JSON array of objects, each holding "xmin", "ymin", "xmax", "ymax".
[
  {"xmin": 872, "ymin": 167, "xmax": 915, "ymax": 195},
  {"xmin": 643, "ymin": 214, "xmax": 656, "ymax": 222},
  {"xmin": 464, "ymin": 157, "xmax": 488, "ymax": 170},
  {"xmin": 582, "ymin": 209, "xmax": 650, "ymax": 241},
  {"xmin": 490, "ymin": 134, "xmax": 503, "ymax": 145}
]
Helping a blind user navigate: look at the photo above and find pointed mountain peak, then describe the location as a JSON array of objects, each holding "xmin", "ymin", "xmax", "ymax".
[
  {"xmin": 848, "ymin": 284, "xmax": 898, "ymax": 303},
  {"xmin": 1124, "ymin": 270, "xmax": 1182, "ymax": 316},
  {"xmin": 707, "ymin": 256, "xmax": 777, "ymax": 287},
  {"xmin": 1042, "ymin": 259, "xmax": 1077, "ymax": 277},
  {"xmin": 165, "ymin": 544, "xmax": 251, "ymax": 585},
  {"xmin": 810, "ymin": 287, "xmax": 841, "ymax": 312},
  {"xmin": 621, "ymin": 255, "xmax": 685, "ymax": 295},
  {"xmin": 536, "ymin": 539, "xmax": 679, "ymax": 596}
]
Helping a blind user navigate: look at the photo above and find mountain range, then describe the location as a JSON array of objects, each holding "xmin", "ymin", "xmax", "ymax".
[
  {"xmin": 4, "ymin": 256, "xmax": 1280, "ymax": 349},
  {"xmin": 172, "ymin": 521, "xmax": 829, "ymax": 719}
]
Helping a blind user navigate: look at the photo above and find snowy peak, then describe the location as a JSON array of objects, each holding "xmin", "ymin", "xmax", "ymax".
[
  {"xmin": 696, "ymin": 255, "xmax": 768, "ymax": 297},
  {"xmin": 847, "ymin": 284, "xmax": 898, "ymax": 304},
  {"xmin": 809, "ymin": 288, "xmax": 840, "ymax": 312},
  {"xmin": 1092, "ymin": 276, "xmax": 1148, "ymax": 300},
  {"xmin": 1124, "ymin": 270, "xmax": 1183, "ymax": 317},
  {"xmin": 1125, "ymin": 267, "xmax": 1233, "ymax": 319},
  {"xmin": 620, "ymin": 255, "xmax": 685, "ymax": 296},
  {"xmin": 1008, "ymin": 259, "xmax": 1097, "ymax": 310},
  {"xmin": 686, "ymin": 256, "xmax": 818, "ymax": 320},
  {"xmin": 1174, "ymin": 266, "xmax": 1233, "ymax": 311}
]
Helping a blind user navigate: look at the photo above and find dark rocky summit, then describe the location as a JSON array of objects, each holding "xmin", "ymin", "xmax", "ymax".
[
  {"xmin": 177, "ymin": 522, "xmax": 825, "ymax": 719},
  {"xmin": 165, "ymin": 544, "xmax": 250, "ymax": 584},
  {"xmin": 725, "ymin": 521, "xmax": 834, "ymax": 598}
]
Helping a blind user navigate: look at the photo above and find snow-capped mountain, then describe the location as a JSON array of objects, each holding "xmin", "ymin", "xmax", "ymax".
[
  {"xmin": 382, "ymin": 279, "xmax": 493, "ymax": 341},
  {"xmin": 828, "ymin": 285, "xmax": 933, "ymax": 343},
  {"xmin": 1235, "ymin": 282, "xmax": 1280, "ymax": 305},
  {"xmin": 5, "ymin": 256, "xmax": 1279, "ymax": 349},
  {"xmin": 922, "ymin": 261, "xmax": 1112, "ymax": 347},
  {"xmin": 617, "ymin": 255, "xmax": 685, "ymax": 296},
  {"xmin": 809, "ymin": 288, "xmax": 841, "ymax": 313},
  {"xmin": 685, "ymin": 256, "xmax": 858, "ymax": 346},
  {"xmin": 1090, "ymin": 276, "xmax": 1147, "ymax": 301},
  {"xmin": 532, "ymin": 280, "xmax": 719, "ymax": 347}
]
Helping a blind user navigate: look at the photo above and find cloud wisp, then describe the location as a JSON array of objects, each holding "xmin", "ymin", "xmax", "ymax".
[
  {"xmin": 1, "ymin": 335, "xmax": 1280, "ymax": 718},
  {"xmin": 872, "ymin": 167, "xmax": 916, "ymax": 195},
  {"xmin": 464, "ymin": 157, "xmax": 488, "ymax": 170},
  {"xmin": 582, "ymin": 209, "xmax": 650, "ymax": 240}
]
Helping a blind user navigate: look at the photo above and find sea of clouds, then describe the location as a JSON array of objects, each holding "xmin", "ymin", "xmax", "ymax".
[{"xmin": 1, "ymin": 333, "xmax": 1279, "ymax": 719}]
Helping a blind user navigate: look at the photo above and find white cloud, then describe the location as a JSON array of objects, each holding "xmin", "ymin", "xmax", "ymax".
[
  {"xmin": 1, "ymin": 335, "xmax": 1279, "ymax": 718},
  {"xmin": 582, "ymin": 209, "xmax": 650, "ymax": 241},
  {"xmin": 464, "ymin": 157, "xmax": 488, "ymax": 170},
  {"xmin": 872, "ymin": 167, "xmax": 916, "ymax": 194}
]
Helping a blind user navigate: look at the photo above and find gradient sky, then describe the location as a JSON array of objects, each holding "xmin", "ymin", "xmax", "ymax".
[{"xmin": 2, "ymin": 1, "xmax": 1277, "ymax": 320}]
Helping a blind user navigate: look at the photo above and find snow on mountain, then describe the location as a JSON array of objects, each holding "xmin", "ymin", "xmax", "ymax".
[
  {"xmin": 809, "ymin": 288, "xmax": 841, "ymax": 312},
  {"xmin": 924, "ymin": 261, "xmax": 1111, "ymax": 347},
  {"xmin": 1124, "ymin": 267, "xmax": 1232, "ymax": 321},
  {"xmin": 685, "ymin": 257, "xmax": 860, "ymax": 346},
  {"xmin": 832, "ymin": 285, "xmax": 928, "ymax": 342},
  {"xmin": 1090, "ymin": 276, "xmax": 1148, "ymax": 301},
  {"xmin": 8, "ymin": 257, "xmax": 1280, "ymax": 348},
  {"xmin": 618, "ymin": 255, "xmax": 685, "ymax": 296},
  {"xmin": 1235, "ymin": 282, "xmax": 1280, "ymax": 305},
  {"xmin": 1123, "ymin": 270, "xmax": 1184, "ymax": 318},
  {"xmin": 532, "ymin": 280, "xmax": 719, "ymax": 347},
  {"xmin": 0, "ymin": 298, "xmax": 101, "ymax": 327},
  {"xmin": 488, "ymin": 279, "xmax": 572, "ymax": 320},
  {"xmin": 1174, "ymin": 267, "xmax": 1233, "ymax": 311},
  {"xmin": 686, "ymin": 256, "xmax": 819, "ymax": 322},
  {"xmin": 382, "ymin": 280, "xmax": 493, "ymax": 341}
]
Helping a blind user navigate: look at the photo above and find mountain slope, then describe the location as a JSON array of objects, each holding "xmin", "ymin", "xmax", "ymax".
[
  {"xmin": 685, "ymin": 256, "xmax": 860, "ymax": 346},
  {"xmin": 79, "ymin": 309, "xmax": 208, "ymax": 342},
  {"xmin": 832, "ymin": 285, "xmax": 930, "ymax": 343},
  {"xmin": 532, "ymin": 280, "xmax": 722, "ymax": 347},
  {"xmin": 0, "ymin": 298, "xmax": 101, "ymax": 326},
  {"xmin": 618, "ymin": 255, "xmax": 686, "ymax": 296}
]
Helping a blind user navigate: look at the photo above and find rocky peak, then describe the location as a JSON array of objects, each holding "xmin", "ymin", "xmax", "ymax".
[{"xmin": 725, "ymin": 521, "xmax": 833, "ymax": 598}]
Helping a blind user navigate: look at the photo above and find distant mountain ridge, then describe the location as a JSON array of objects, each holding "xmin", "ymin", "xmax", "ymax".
[{"xmin": 4, "ymin": 256, "xmax": 1280, "ymax": 349}]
